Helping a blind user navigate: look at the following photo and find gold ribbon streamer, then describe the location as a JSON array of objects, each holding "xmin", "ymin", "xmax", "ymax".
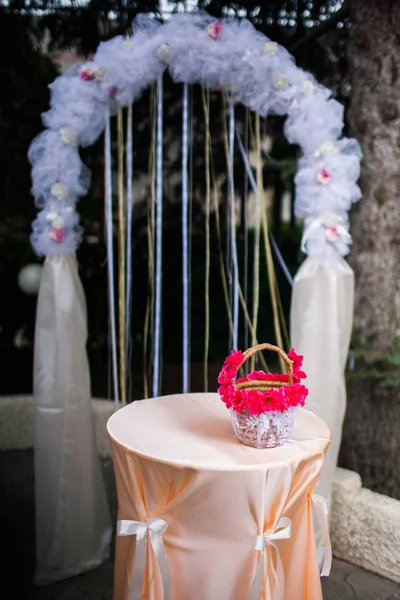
[
  {"xmin": 117, "ymin": 106, "xmax": 127, "ymax": 406},
  {"xmin": 210, "ymin": 136, "xmax": 234, "ymax": 340},
  {"xmin": 216, "ymin": 98, "xmax": 268, "ymax": 373},
  {"xmin": 143, "ymin": 86, "xmax": 156, "ymax": 399},
  {"xmin": 276, "ymin": 274, "xmax": 290, "ymax": 352},
  {"xmin": 251, "ymin": 116, "xmax": 285, "ymax": 370},
  {"xmin": 261, "ymin": 204, "xmax": 285, "ymax": 365},
  {"xmin": 204, "ymin": 94, "xmax": 233, "ymax": 339}
]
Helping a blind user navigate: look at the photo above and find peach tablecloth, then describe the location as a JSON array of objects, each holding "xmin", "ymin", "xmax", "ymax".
[{"xmin": 107, "ymin": 393, "xmax": 331, "ymax": 600}]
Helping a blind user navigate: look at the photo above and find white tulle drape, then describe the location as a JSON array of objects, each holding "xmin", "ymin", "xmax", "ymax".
[
  {"xmin": 290, "ymin": 256, "xmax": 354, "ymax": 511},
  {"xmin": 34, "ymin": 253, "xmax": 112, "ymax": 584}
]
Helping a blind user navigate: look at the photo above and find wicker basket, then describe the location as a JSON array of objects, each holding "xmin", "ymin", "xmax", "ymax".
[{"xmin": 230, "ymin": 343, "xmax": 297, "ymax": 449}]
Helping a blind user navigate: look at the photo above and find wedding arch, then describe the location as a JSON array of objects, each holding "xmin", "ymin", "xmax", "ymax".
[{"xmin": 29, "ymin": 11, "xmax": 361, "ymax": 584}]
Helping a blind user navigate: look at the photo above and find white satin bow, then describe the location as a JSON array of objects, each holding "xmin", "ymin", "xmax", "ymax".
[
  {"xmin": 301, "ymin": 214, "xmax": 351, "ymax": 253},
  {"xmin": 117, "ymin": 517, "xmax": 172, "ymax": 600},
  {"xmin": 248, "ymin": 517, "xmax": 292, "ymax": 600},
  {"xmin": 312, "ymin": 494, "xmax": 332, "ymax": 577}
]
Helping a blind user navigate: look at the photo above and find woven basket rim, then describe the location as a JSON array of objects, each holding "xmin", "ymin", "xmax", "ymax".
[{"xmin": 233, "ymin": 343, "xmax": 294, "ymax": 391}]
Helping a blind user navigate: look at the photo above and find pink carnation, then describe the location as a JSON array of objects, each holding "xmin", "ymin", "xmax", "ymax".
[
  {"xmin": 287, "ymin": 348, "xmax": 307, "ymax": 382},
  {"xmin": 224, "ymin": 349, "xmax": 244, "ymax": 368},
  {"xmin": 316, "ymin": 168, "xmax": 331, "ymax": 185},
  {"xmin": 50, "ymin": 227, "xmax": 66, "ymax": 243},
  {"xmin": 207, "ymin": 22, "xmax": 223, "ymax": 40},
  {"xmin": 80, "ymin": 67, "xmax": 96, "ymax": 81}
]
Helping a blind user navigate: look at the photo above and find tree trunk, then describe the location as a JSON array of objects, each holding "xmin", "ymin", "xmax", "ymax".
[{"xmin": 339, "ymin": 0, "xmax": 400, "ymax": 499}]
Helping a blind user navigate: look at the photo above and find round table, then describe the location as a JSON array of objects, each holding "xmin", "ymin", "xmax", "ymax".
[{"xmin": 107, "ymin": 393, "xmax": 331, "ymax": 600}]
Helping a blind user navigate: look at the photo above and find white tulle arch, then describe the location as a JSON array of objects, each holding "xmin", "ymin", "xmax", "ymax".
[
  {"xmin": 30, "ymin": 12, "xmax": 361, "ymax": 256},
  {"xmin": 29, "ymin": 11, "xmax": 361, "ymax": 584}
]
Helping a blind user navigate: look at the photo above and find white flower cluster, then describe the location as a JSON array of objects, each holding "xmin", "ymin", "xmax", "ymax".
[{"xmin": 29, "ymin": 11, "xmax": 361, "ymax": 257}]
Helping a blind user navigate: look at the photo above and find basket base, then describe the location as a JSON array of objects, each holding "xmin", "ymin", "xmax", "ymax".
[{"xmin": 230, "ymin": 407, "xmax": 297, "ymax": 449}]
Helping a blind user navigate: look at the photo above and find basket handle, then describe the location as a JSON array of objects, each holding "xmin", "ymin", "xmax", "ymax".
[{"xmin": 235, "ymin": 343, "xmax": 293, "ymax": 388}]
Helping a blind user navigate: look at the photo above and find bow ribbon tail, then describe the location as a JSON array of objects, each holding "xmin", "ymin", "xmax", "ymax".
[
  {"xmin": 336, "ymin": 224, "xmax": 352, "ymax": 244},
  {"xmin": 301, "ymin": 220, "xmax": 321, "ymax": 253},
  {"xmin": 312, "ymin": 494, "xmax": 332, "ymax": 577},
  {"xmin": 248, "ymin": 547, "xmax": 266, "ymax": 600},
  {"xmin": 148, "ymin": 518, "xmax": 172, "ymax": 600},
  {"xmin": 247, "ymin": 517, "xmax": 291, "ymax": 600},
  {"xmin": 117, "ymin": 518, "xmax": 172, "ymax": 600},
  {"xmin": 117, "ymin": 519, "xmax": 148, "ymax": 600},
  {"xmin": 270, "ymin": 540, "xmax": 285, "ymax": 600}
]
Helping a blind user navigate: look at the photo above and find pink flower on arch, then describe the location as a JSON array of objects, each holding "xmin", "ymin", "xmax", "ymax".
[
  {"xmin": 50, "ymin": 227, "xmax": 66, "ymax": 243},
  {"xmin": 207, "ymin": 22, "xmax": 223, "ymax": 40},
  {"xmin": 316, "ymin": 169, "xmax": 332, "ymax": 185},
  {"xmin": 80, "ymin": 67, "xmax": 96, "ymax": 81},
  {"xmin": 325, "ymin": 226, "xmax": 339, "ymax": 242}
]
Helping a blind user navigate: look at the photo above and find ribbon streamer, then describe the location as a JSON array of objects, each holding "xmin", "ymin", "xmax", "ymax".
[
  {"xmin": 143, "ymin": 86, "xmax": 156, "ymax": 399},
  {"xmin": 228, "ymin": 102, "xmax": 240, "ymax": 350},
  {"xmin": 105, "ymin": 113, "xmax": 120, "ymax": 408},
  {"xmin": 312, "ymin": 494, "xmax": 332, "ymax": 577},
  {"xmin": 182, "ymin": 83, "xmax": 190, "ymax": 394},
  {"xmin": 236, "ymin": 129, "xmax": 294, "ymax": 288},
  {"xmin": 269, "ymin": 234, "xmax": 294, "ymax": 288},
  {"xmin": 126, "ymin": 104, "xmax": 134, "ymax": 391},
  {"xmin": 248, "ymin": 517, "xmax": 292, "ymax": 600},
  {"xmin": 221, "ymin": 94, "xmax": 233, "ymax": 350},
  {"xmin": 251, "ymin": 114, "xmax": 262, "ymax": 370},
  {"xmin": 117, "ymin": 517, "xmax": 172, "ymax": 600},
  {"xmin": 202, "ymin": 87, "xmax": 211, "ymax": 392},
  {"xmin": 117, "ymin": 106, "xmax": 127, "ymax": 406},
  {"xmin": 243, "ymin": 108, "xmax": 249, "ymax": 351},
  {"xmin": 208, "ymin": 112, "xmax": 268, "ymax": 372},
  {"xmin": 237, "ymin": 127, "xmax": 292, "ymax": 358},
  {"xmin": 153, "ymin": 76, "xmax": 163, "ymax": 398}
]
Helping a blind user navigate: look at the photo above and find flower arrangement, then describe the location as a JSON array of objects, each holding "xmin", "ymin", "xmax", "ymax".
[
  {"xmin": 218, "ymin": 343, "xmax": 308, "ymax": 448},
  {"xmin": 218, "ymin": 347, "xmax": 308, "ymax": 415}
]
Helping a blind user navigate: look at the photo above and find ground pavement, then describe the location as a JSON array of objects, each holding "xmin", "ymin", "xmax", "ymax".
[{"xmin": 1, "ymin": 450, "xmax": 399, "ymax": 600}]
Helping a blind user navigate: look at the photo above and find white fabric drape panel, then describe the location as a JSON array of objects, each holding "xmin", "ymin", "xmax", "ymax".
[
  {"xmin": 34, "ymin": 253, "xmax": 112, "ymax": 584},
  {"xmin": 290, "ymin": 256, "xmax": 354, "ymax": 509}
]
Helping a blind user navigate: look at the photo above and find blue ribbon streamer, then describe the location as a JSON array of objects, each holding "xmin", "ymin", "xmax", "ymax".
[
  {"xmin": 235, "ymin": 129, "xmax": 294, "ymax": 288},
  {"xmin": 125, "ymin": 105, "xmax": 133, "ymax": 395},
  {"xmin": 182, "ymin": 83, "xmax": 190, "ymax": 393},
  {"xmin": 153, "ymin": 76, "xmax": 163, "ymax": 398},
  {"xmin": 105, "ymin": 113, "xmax": 120, "ymax": 408}
]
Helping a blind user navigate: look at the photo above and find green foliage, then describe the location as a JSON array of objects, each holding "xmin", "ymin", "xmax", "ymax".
[
  {"xmin": 347, "ymin": 339, "xmax": 400, "ymax": 390},
  {"xmin": 263, "ymin": 154, "xmax": 298, "ymax": 181}
]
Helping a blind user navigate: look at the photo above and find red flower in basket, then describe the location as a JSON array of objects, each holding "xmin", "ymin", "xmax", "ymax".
[
  {"xmin": 218, "ymin": 343, "xmax": 309, "ymax": 449},
  {"xmin": 287, "ymin": 348, "xmax": 307, "ymax": 382},
  {"xmin": 218, "ymin": 346, "xmax": 307, "ymax": 414}
]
